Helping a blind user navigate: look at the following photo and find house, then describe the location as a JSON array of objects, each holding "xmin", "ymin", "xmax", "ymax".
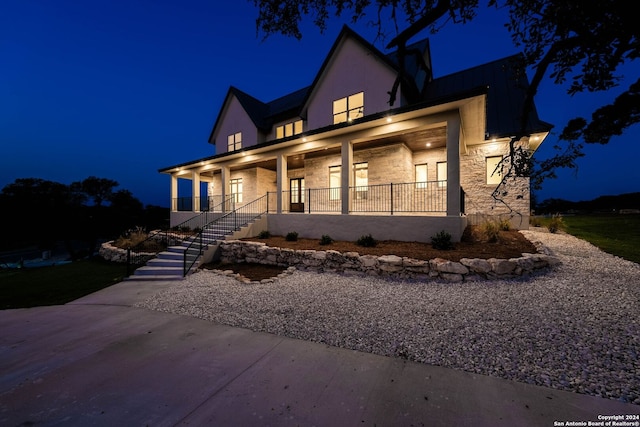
[{"xmin": 159, "ymin": 26, "xmax": 552, "ymax": 243}]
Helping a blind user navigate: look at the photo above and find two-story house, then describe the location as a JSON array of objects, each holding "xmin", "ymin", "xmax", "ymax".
[{"xmin": 159, "ymin": 26, "xmax": 552, "ymax": 243}]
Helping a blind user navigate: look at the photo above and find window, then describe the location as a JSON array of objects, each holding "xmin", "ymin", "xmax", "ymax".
[
  {"xmin": 230, "ymin": 178, "xmax": 243, "ymax": 203},
  {"xmin": 437, "ymin": 161, "xmax": 447, "ymax": 188},
  {"xmin": 333, "ymin": 92, "xmax": 364, "ymax": 124},
  {"xmin": 486, "ymin": 155, "xmax": 503, "ymax": 185},
  {"xmin": 329, "ymin": 166, "xmax": 341, "ymax": 200},
  {"xmin": 227, "ymin": 132, "xmax": 242, "ymax": 152},
  {"xmin": 415, "ymin": 164, "xmax": 427, "ymax": 189},
  {"xmin": 276, "ymin": 120, "xmax": 303, "ymax": 139},
  {"xmin": 354, "ymin": 162, "xmax": 368, "ymax": 199}
]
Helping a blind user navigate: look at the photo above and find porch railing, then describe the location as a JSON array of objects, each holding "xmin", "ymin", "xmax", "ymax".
[
  {"xmin": 182, "ymin": 194, "xmax": 268, "ymax": 276},
  {"xmin": 172, "ymin": 195, "xmax": 237, "ymax": 212},
  {"xmin": 267, "ymin": 181, "xmax": 447, "ymax": 214}
]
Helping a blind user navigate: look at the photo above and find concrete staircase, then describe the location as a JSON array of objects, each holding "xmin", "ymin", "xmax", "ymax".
[{"xmin": 126, "ymin": 215, "xmax": 249, "ymax": 281}]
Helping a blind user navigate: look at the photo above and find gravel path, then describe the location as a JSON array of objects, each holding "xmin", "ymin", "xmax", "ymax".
[{"xmin": 135, "ymin": 229, "xmax": 640, "ymax": 404}]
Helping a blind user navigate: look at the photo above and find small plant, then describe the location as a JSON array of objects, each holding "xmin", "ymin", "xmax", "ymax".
[
  {"xmin": 480, "ymin": 221, "xmax": 500, "ymax": 243},
  {"xmin": 257, "ymin": 230, "xmax": 271, "ymax": 239},
  {"xmin": 356, "ymin": 234, "xmax": 377, "ymax": 247},
  {"xmin": 179, "ymin": 225, "xmax": 191, "ymax": 233},
  {"xmin": 529, "ymin": 216, "xmax": 543, "ymax": 227},
  {"xmin": 285, "ymin": 231, "xmax": 299, "ymax": 241},
  {"xmin": 497, "ymin": 218, "xmax": 511, "ymax": 231},
  {"xmin": 431, "ymin": 230, "xmax": 454, "ymax": 250},
  {"xmin": 547, "ymin": 213, "xmax": 565, "ymax": 233},
  {"xmin": 319, "ymin": 234, "xmax": 333, "ymax": 245},
  {"xmin": 193, "ymin": 226, "xmax": 202, "ymax": 234}
]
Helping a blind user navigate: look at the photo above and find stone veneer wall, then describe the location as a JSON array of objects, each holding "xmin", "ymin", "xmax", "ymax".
[
  {"xmin": 460, "ymin": 140, "xmax": 531, "ymax": 227},
  {"xmin": 217, "ymin": 239, "xmax": 560, "ymax": 283}
]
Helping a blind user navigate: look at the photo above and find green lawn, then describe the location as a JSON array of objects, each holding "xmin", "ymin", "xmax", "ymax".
[
  {"xmin": 534, "ymin": 214, "xmax": 640, "ymax": 264},
  {"xmin": 0, "ymin": 258, "xmax": 126, "ymax": 309}
]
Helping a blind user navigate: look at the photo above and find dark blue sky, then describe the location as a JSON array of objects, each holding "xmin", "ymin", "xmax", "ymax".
[{"xmin": 2, "ymin": 0, "xmax": 639, "ymax": 207}]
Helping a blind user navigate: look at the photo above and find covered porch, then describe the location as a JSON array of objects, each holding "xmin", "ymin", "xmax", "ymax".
[{"xmin": 162, "ymin": 102, "xmax": 483, "ymax": 242}]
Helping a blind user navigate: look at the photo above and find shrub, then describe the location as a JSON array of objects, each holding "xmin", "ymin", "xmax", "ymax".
[
  {"xmin": 497, "ymin": 218, "xmax": 511, "ymax": 231},
  {"xmin": 319, "ymin": 234, "xmax": 333, "ymax": 245},
  {"xmin": 480, "ymin": 221, "xmax": 500, "ymax": 243},
  {"xmin": 547, "ymin": 214, "xmax": 565, "ymax": 233},
  {"xmin": 356, "ymin": 234, "xmax": 377, "ymax": 247},
  {"xmin": 285, "ymin": 231, "xmax": 299, "ymax": 241},
  {"xmin": 431, "ymin": 230, "xmax": 454, "ymax": 250},
  {"xmin": 257, "ymin": 230, "xmax": 271, "ymax": 239},
  {"xmin": 530, "ymin": 216, "xmax": 543, "ymax": 227}
]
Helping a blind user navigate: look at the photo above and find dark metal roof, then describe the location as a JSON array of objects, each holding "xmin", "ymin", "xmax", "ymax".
[
  {"xmin": 205, "ymin": 28, "xmax": 552, "ymax": 150},
  {"xmin": 424, "ymin": 54, "xmax": 553, "ymax": 138}
]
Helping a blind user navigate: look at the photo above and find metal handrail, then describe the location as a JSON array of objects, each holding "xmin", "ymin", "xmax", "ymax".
[
  {"xmin": 182, "ymin": 194, "xmax": 268, "ymax": 276},
  {"xmin": 126, "ymin": 196, "xmax": 234, "ymax": 276}
]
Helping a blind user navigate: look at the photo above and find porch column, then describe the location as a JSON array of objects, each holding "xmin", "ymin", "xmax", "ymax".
[
  {"xmin": 340, "ymin": 140, "xmax": 353, "ymax": 214},
  {"xmin": 221, "ymin": 165, "xmax": 229, "ymax": 212},
  {"xmin": 446, "ymin": 113, "xmax": 462, "ymax": 216},
  {"xmin": 276, "ymin": 153, "xmax": 287, "ymax": 214},
  {"xmin": 170, "ymin": 174, "xmax": 178, "ymax": 212},
  {"xmin": 192, "ymin": 170, "xmax": 200, "ymax": 213}
]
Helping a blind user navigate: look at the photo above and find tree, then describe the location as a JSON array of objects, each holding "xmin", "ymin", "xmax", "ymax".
[
  {"xmin": 72, "ymin": 176, "xmax": 119, "ymax": 207},
  {"xmin": 253, "ymin": 0, "xmax": 639, "ymax": 189}
]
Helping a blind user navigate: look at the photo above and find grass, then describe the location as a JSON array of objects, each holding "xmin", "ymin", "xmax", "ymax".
[
  {"xmin": 0, "ymin": 258, "xmax": 126, "ymax": 309},
  {"xmin": 533, "ymin": 214, "xmax": 640, "ymax": 264}
]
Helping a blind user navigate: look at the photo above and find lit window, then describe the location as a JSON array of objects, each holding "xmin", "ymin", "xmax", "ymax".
[
  {"xmin": 333, "ymin": 92, "xmax": 364, "ymax": 124},
  {"xmin": 437, "ymin": 161, "xmax": 447, "ymax": 188},
  {"xmin": 486, "ymin": 155, "xmax": 503, "ymax": 184},
  {"xmin": 230, "ymin": 178, "xmax": 243, "ymax": 203},
  {"xmin": 354, "ymin": 162, "xmax": 368, "ymax": 199},
  {"xmin": 329, "ymin": 166, "xmax": 341, "ymax": 200},
  {"xmin": 415, "ymin": 164, "xmax": 427, "ymax": 189},
  {"xmin": 227, "ymin": 132, "xmax": 242, "ymax": 152},
  {"xmin": 276, "ymin": 120, "xmax": 303, "ymax": 139}
]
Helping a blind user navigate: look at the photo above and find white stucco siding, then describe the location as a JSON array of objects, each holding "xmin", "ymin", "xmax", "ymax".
[
  {"xmin": 211, "ymin": 96, "xmax": 260, "ymax": 154},
  {"xmin": 305, "ymin": 37, "xmax": 397, "ymax": 130}
]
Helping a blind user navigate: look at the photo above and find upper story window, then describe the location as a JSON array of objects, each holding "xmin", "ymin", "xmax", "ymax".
[
  {"xmin": 276, "ymin": 120, "xmax": 303, "ymax": 139},
  {"xmin": 486, "ymin": 155, "xmax": 503, "ymax": 185},
  {"xmin": 333, "ymin": 92, "xmax": 364, "ymax": 124},
  {"xmin": 227, "ymin": 132, "xmax": 242, "ymax": 152}
]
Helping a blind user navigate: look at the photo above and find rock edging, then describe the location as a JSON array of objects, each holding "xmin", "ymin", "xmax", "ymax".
[{"xmin": 217, "ymin": 238, "xmax": 561, "ymax": 282}]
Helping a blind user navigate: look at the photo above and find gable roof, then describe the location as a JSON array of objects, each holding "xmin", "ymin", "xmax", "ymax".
[
  {"xmin": 423, "ymin": 54, "xmax": 553, "ymax": 138},
  {"xmin": 207, "ymin": 27, "xmax": 550, "ymax": 146}
]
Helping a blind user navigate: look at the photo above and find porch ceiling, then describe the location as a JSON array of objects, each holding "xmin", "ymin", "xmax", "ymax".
[{"xmin": 227, "ymin": 125, "xmax": 448, "ymax": 172}]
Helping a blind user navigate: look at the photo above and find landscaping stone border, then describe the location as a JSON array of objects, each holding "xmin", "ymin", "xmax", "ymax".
[{"xmin": 217, "ymin": 238, "xmax": 561, "ymax": 282}]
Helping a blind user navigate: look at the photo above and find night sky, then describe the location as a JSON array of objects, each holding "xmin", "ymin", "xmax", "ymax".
[{"xmin": 2, "ymin": 0, "xmax": 639, "ymax": 208}]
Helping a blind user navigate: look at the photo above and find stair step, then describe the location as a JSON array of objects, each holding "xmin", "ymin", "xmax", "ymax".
[
  {"xmin": 134, "ymin": 266, "xmax": 183, "ymax": 276},
  {"xmin": 146, "ymin": 258, "xmax": 182, "ymax": 267},
  {"xmin": 156, "ymin": 251, "xmax": 183, "ymax": 260}
]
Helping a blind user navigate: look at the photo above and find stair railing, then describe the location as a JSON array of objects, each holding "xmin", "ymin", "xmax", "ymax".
[
  {"xmin": 182, "ymin": 194, "xmax": 268, "ymax": 276},
  {"xmin": 126, "ymin": 195, "xmax": 234, "ymax": 276}
]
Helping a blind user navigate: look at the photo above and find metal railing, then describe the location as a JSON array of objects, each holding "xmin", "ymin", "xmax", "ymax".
[
  {"xmin": 182, "ymin": 194, "xmax": 268, "ymax": 276},
  {"xmin": 267, "ymin": 181, "xmax": 447, "ymax": 214},
  {"xmin": 172, "ymin": 195, "xmax": 237, "ymax": 212},
  {"xmin": 126, "ymin": 196, "xmax": 234, "ymax": 276}
]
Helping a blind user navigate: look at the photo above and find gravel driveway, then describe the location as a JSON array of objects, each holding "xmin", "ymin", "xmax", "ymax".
[{"xmin": 136, "ymin": 229, "xmax": 640, "ymax": 404}]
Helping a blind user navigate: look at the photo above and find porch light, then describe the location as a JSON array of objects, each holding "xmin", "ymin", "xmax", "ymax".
[
  {"xmin": 386, "ymin": 117, "xmax": 392, "ymax": 123},
  {"xmin": 426, "ymin": 142, "xmax": 431, "ymax": 147},
  {"xmin": 302, "ymin": 137, "xmax": 307, "ymax": 142}
]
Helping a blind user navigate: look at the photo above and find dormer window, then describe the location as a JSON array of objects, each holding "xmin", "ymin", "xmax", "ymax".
[
  {"xmin": 276, "ymin": 120, "xmax": 303, "ymax": 139},
  {"xmin": 227, "ymin": 132, "xmax": 242, "ymax": 152},
  {"xmin": 333, "ymin": 92, "xmax": 364, "ymax": 124}
]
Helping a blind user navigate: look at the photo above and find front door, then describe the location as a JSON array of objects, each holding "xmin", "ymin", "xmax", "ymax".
[{"xmin": 290, "ymin": 178, "xmax": 305, "ymax": 212}]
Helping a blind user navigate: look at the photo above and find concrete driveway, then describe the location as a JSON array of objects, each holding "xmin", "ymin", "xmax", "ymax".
[{"xmin": 1, "ymin": 280, "xmax": 638, "ymax": 426}]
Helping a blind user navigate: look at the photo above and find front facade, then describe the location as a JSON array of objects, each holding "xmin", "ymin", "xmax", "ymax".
[{"xmin": 160, "ymin": 26, "xmax": 552, "ymax": 242}]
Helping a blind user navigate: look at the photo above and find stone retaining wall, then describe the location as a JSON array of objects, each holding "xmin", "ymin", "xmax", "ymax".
[{"xmin": 218, "ymin": 240, "xmax": 561, "ymax": 282}]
